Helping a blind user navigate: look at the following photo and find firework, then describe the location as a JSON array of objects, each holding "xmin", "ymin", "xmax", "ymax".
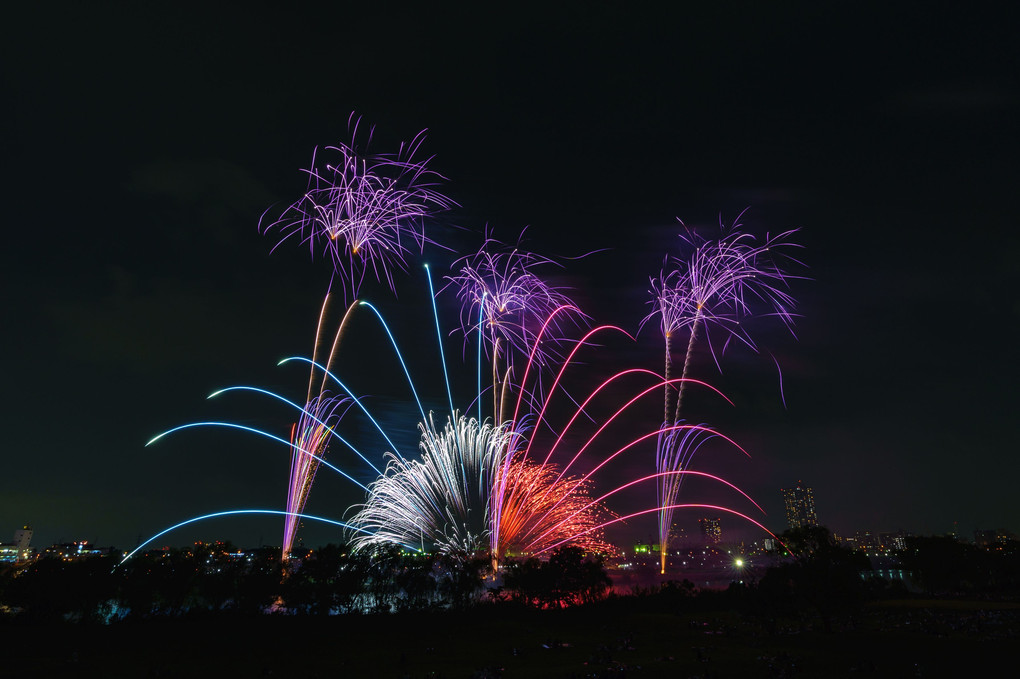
[
  {"xmin": 446, "ymin": 234, "xmax": 582, "ymax": 425},
  {"xmin": 279, "ymin": 295, "xmax": 365, "ymax": 560},
  {"xmin": 644, "ymin": 213, "xmax": 802, "ymax": 572},
  {"xmin": 133, "ymin": 129, "xmax": 797, "ymax": 581},
  {"xmin": 349, "ymin": 414, "xmax": 518, "ymax": 557},
  {"xmin": 646, "ymin": 216, "xmax": 801, "ymax": 418},
  {"xmin": 654, "ymin": 426, "xmax": 717, "ymax": 567},
  {"xmin": 261, "ymin": 115, "xmax": 454, "ymax": 300},
  {"xmin": 281, "ymin": 393, "xmax": 349, "ymax": 558},
  {"xmin": 492, "ymin": 457, "xmax": 611, "ymax": 564},
  {"xmin": 346, "ymin": 408, "xmax": 612, "ymax": 570}
]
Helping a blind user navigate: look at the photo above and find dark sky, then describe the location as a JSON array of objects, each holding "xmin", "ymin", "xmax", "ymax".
[{"xmin": 3, "ymin": 4, "xmax": 1018, "ymax": 551}]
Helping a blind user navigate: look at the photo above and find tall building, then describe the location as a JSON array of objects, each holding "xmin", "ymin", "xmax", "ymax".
[
  {"xmin": 14, "ymin": 525, "xmax": 32, "ymax": 551},
  {"xmin": 0, "ymin": 524, "xmax": 33, "ymax": 563},
  {"xmin": 698, "ymin": 518, "xmax": 722, "ymax": 544},
  {"xmin": 781, "ymin": 481, "xmax": 818, "ymax": 529}
]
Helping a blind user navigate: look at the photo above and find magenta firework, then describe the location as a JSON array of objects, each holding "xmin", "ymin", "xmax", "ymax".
[{"xmin": 261, "ymin": 115, "xmax": 454, "ymax": 300}]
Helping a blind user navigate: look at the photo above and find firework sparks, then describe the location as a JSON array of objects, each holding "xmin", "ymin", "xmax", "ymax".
[
  {"xmin": 447, "ymin": 234, "xmax": 582, "ymax": 425},
  {"xmin": 261, "ymin": 115, "xmax": 454, "ymax": 300},
  {"xmin": 449, "ymin": 234, "xmax": 578, "ymax": 362},
  {"xmin": 349, "ymin": 414, "xmax": 518, "ymax": 557},
  {"xmin": 346, "ymin": 412, "xmax": 611, "ymax": 568},
  {"xmin": 644, "ymin": 213, "xmax": 803, "ymax": 572},
  {"xmin": 279, "ymin": 295, "xmax": 364, "ymax": 560},
  {"xmin": 282, "ymin": 393, "xmax": 349, "ymax": 559},
  {"xmin": 491, "ymin": 458, "xmax": 611, "ymax": 564},
  {"xmin": 646, "ymin": 216, "xmax": 802, "ymax": 418}
]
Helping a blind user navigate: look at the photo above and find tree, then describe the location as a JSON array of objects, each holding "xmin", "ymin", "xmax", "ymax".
[
  {"xmin": 756, "ymin": 526, "xmax": 870, "ymax": 629},
  {"xmin": 897, "ymin": 536, "xmax": 991, "ymax": 595},
  {"xmin": 502, "ymin": 547, "xmax": 611, "ymax": 608}
]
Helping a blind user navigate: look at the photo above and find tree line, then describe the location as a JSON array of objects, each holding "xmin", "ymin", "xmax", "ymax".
[
  {"xmin": 0, "ymin": 544, "xmax": 613, "ymax": 622},
  {"xmin": 3, "ymin": 527, "xmax": 1018, "ymax": 623}
]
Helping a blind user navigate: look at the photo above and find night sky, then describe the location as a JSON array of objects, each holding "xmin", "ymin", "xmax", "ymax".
[{"xmin": 3, "ymin": 4, "xmax": 1018, "ymax": 551}]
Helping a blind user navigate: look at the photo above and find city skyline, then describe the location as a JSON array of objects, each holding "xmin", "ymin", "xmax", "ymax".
[
  {"xmin": 2, "ymin": 5, "xmax": 1018, "ymax": 550},
  {"xmin": 4, "ymin": 479, "xmax": 1009, "ymax": 556}
]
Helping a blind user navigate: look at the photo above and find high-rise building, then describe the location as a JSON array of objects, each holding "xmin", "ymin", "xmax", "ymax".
[
  {"xmin": 781, "ymin": 481, "xmax": 818, "ymax": 529},
  {"xmin": 698, "ymin": 518, "xmax": 722, "ymax": 544}
]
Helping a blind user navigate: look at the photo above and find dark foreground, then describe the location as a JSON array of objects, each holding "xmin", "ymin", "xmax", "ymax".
[{"xmin": 5, "ymin": 598, "xmax": 1017, "ymax": 678}]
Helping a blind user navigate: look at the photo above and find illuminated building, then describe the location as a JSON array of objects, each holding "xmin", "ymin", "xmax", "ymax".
[
  {"xmin": 858, "ymin": 530, "xmax": 878, "ymax": 552},
  {"xmin": 0, "ymin": 524, "xmax": 33, "ymax": 563},
  {"xmin": 698, "ymin": 518, "xmax": 722, "ymax": 544},
  {"xmin": 42, "ymin": 540, "xmax": 108, "ymax": 561},
  {"xmin": 975, "ymin": 528, "xmax": 1017, "ymax": 547},
  {"xmin": 878, "ymin": 531, "xmax": 908, "ymax": 551},
  {"xmin": 780, "ymin": 481, "xmax": 818, "ymax": 529}
]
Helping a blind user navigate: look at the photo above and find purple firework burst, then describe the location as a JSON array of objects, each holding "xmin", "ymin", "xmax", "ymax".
[
  {"xmin": 448, "ymin": 235, "xmax": 583, "ymax": 366},
  {"xmin": 646, "ymin": 215, "xmax": 802, "ymax": 419},
  {"xmin": 446, "ymin": 234, "xmax": 584, "ymax": 425},
  {"xmin": 261, "ymin": 116, "xmax": 454, "ymax": 299}
]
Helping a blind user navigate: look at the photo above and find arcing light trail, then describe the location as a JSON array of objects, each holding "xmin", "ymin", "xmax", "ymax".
[
  {"xmin": 145, "ymin": 422, "xmax": 370, "ymax": 492},
  {"xmin": 537, "ymin": 379, "xmax": 744, "ymax": 497},
  {"xmin": 117, "ymin": 509, "xmax": 377, "ymax": 566},
  {"xmin": 481, "ymin": 313, "xmax": 751, "ymax": 568},
  {"xmin": 277, "ymin": 356, "xmax": 405, "ymax": 460},
  {"xmin": 533, "ymin": 370, "xmax": 731, "ymax": 471},
  {"xmin": 206, "ymin": 386, "xmax": 379, "ymax": 475},
  {"xmin": 512, "ymin": 421, "xmax": 751, "ymax": 552},
  {"xmin": 425, "ymin": 264, "xmax": 456, "ymax": 418},
  {"xmin": 357, "ymin": 300, "xmax": 432, "ymax": 428}
]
